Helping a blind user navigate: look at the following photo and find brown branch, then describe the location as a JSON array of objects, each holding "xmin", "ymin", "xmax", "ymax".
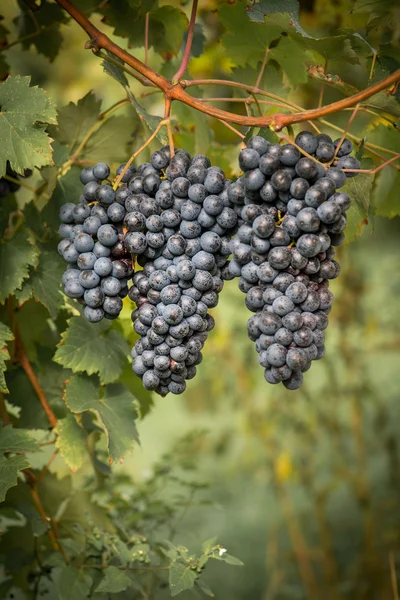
[
  {"xmin": 0, "ymin": 394, "xmax": 11, "ymax": 425},
  {"xmin": 173, "ymin": 0, "xmax": 198, "ymax": 83},
  {"xmin": 53, "ymin": 0, "xmax": 400, "ymax": 131},
  {"xmin": 15, "ymin": 328, "xmax": 57, "ymax": 429}
]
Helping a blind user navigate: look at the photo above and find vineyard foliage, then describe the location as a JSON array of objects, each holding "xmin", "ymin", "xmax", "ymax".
[{"xmin": 0, "ymin": 0, "xmax": 399, "ymax": 598}]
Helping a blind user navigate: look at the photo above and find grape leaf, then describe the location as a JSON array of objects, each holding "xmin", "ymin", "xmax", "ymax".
[
  {"xmin": 0, "ymin": 425, "xmax": 41, "ymax": 453},
  {"xmin": 372, "ymin": 167, "xmax": 400, "ymax": 217},
  {"xmin": 246, "ymin": 2, "xmax": 366, "ymax": 65},
  {"xmin": 102, "ymin": 51, "xmax": 129, "ymax": 87},
  {"xmin": 246, "ymin": 0, "xmax": 310, "ymax": 37},
  {"xmin": 54, "ymin": 317, "xmax": 129, "ymax": 384},
  {"xmin": 14, "ymin": 0, "xmax": 68, "ymax": 62},
  {"xmin": 0, "ymin": 455, "xmax": 29, "ymax": 502},
  {"xmin": 0, "ymin": 322, "xmax": 13, "ymax": 394},
  {"xmin": 344, "ymin": 159, "xmax": 375, "ymax": 242},
  {"xmin": 42, "ymin": 166, "xmax": 82, "ymax": 230},
  {"xmin": 55, "ymin": 414, "xmax": 87, "ymax": 472},
  {"xmin": 196, "ymin": 578, "xmax": 214, "ymax": 597},
  {"xmin": 101, "ymin": 2, "xmax": 186, "ymax": 58},
  {"xmin": 362, "ymin": 90, "xmax": 400, "ymax": 119},
  {"xmin": 219, "ymin": 3, "xmax": 282, "ymax": 70},
  {"xmin": 65, "ymin": 374, "xmax": 139, "ymax": 463},
  {"xmin": 16, "ymin": 249, "xmax": 65, "ymax": 319},
  {"xmin": 182, "ymin": 23, "xmax": 206, "ymax": 59},
  {"xmin": 95, "ymin": 566, "xmax": 131, "ymax": 593},
  {"xmin": 55, "ymin": 566, "xmax": 92, "ymax": 600},
  {"xmin": 49, "ymin": 91, "xmax": 101, "ymax": 153},
  {"xmin": 0, "ymin": 75, "xmax": 57, "ymax": 177},
  {"xmin": 83, "ymin": 115, "xmax": 136, "ymax": 164},
  {"xmin": 0, "ymin": 21, "xmax": 10, "ymax": 80},
  {"xmin": 352, "ymin": 0, "xmax": 396, "ymax": 34},
  {"xmin": 169, "ymin": 562, "xmax": 197, "ymax": 597},
  {"xmin": 126, "ymin": 89, "xmax": 168, "ymax": 144},
  {"xmin": 119, "ymin": 362, "xmax": 154, "ymax": 419},
  {"xmin": 0, "ymin": 231, "xmax": 40, "ymax": 304}
]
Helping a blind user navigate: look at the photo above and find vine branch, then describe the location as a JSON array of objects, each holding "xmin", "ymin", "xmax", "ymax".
[
  {"xmin": 53, "ymin": 0, "xmax": 400, "ymax": 131},
  {"xmin": 15, "ymin": 327, "xmax": 58, "ymax": 429},
  {"xmin": 172, "ymin": 0, "xmax": 198, "ymax": 83}
]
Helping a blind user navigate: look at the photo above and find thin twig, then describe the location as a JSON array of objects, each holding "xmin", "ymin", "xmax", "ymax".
[
  {"xmin": 369, "ymin": 52, "xmax": 378, "ymax": 84},
  {"xmin": 173, "ymin": 0, "xmax": 198, "ymax": 83},
  {"xmin": 0, "ymin": 394, "xmax": 11, "ymax": 425},
  {"xmin": 37, "ymin": 450, "xmax": 59, "ymax": 484},
  {"xmin": 344, "ymin": 154, "xmax": 400, "ymax": 174},
  {"xmin": 255, "ymin": 46, "xmax": 269, "ymax": 90},
  {"xmin": 113, "ymin": 120, "xmax": 166, "ymax": 189},
  {"xmin": 217, "ymin": 118, "xmax": 245, "ymax": 139},
  {"xmin": 166, "ymin": 119, "xmax": 175, "ymax": 159},
  {"xmin": 330, "ymin": 103, "xmax": 360, "ymax": 165},
  {"xmin": 390, "ymin": 553, "xmax": 399, "ymax": 600},
  {"xmin": 15, "ymin": 328, "xmax": 57, "ymax": 429},
  {"xmin": 3, "ymin": 174, "xmax": 44, "ymax": 196},
  {"xmin": 318, "ymin": 59, "xmax": 328, "ymax": 108}
]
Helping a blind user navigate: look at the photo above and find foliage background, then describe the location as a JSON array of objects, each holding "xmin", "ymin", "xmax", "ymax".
[{"xmin": 0, "ymin": 0, "xmax": 400, "ymax": 598}]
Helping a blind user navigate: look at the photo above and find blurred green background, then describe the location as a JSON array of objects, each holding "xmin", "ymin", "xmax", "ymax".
[{"xmin": 2, "ymin": 0, "xmax": 400, "ymax": 598}]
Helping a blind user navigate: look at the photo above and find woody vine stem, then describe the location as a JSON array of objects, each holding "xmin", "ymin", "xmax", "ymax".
[{"xmin": 53, "ymin": 0, "xmax": 400, "ymax": 163}]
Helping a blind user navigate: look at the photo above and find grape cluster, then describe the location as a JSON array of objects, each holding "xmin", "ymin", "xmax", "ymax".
[
  {"xmin": 128, "ymin": 147, "xmax": 238, "ymax": 395},
  {"xmin": 58, "ymin": 162, "xmax": 134, "ymax": 322},
  {"xmin": 0, "ymin": 163, "xmax": 32, "ymax": 198},
  {"xmin": 226, "ymin": 132, "xmax": 359, "ymax": 390}
]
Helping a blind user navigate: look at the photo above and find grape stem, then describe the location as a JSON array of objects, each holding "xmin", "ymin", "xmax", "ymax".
[
  {"xmin": 14, "ymin": 325, "xmax": 58, "ymax": 429},
  {"xmin": 53, "ymin": 0, "xmax": 400, "ymax": 131},
  {"xmin": 172, "ymin": 0, "xmax": 198, "ymax": 84},
  {"xmin": 112, "ymin": 118, "xmax": 168, "ymax": 189}
]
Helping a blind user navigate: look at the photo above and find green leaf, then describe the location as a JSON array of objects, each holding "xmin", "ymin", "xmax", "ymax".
[
  {"xmin": 196, "ymin": 578, "xmax": 215, "ymax": 597},
  {"xmin": 218, "ymin": 553, "xmax": 244, "ymax": 566},
  {"xmin": 119, "ymin": 362, "xmax": 154, "ymax": 419},
  {"xmin": 183, "ymin": 24, "xmax": 206, "ymax": 59},
  {"xmin": 102, "ymin": 51, "xmax": 129, "ymax": 87},
  {"xmin": 95, "ymin": 566, "xmax": 131, "ymax": 593},
  {"xmin": 201, "ymin": 537, "xmax": 218, "ymax": 554},
  {"xmin": 0, "ymin": 231, "xmax": 39, "ymax": 304},
  {"xmin": 54, "ymin": 317, "xmax": 129, "ymax": 385},
  {"xmin": 83, "ymin": 115, "xmax": 136, "ymax": 164},
  {"xmin": 55, "ymin": 414, "xmax": 87, "ymax": 472},
  {"xmin": 16, "ymin": 250, "xmax": 65, "ymax": 319},
  {"xmin": 14, "ymin": 0, "xmax": 68, "ymax": 62},
  {"xmin": 42, "ymin": 166, "xmax": 82, "ymax": 230},
  {"xmin": 373, "ymin": 168, "xmax": 400, "ymax": 218},
  {"xmin": 0, "ymin": 425, "xmax": 41, "ymax": 453},
  {"xmin": 344, "ymin": 159, "xmax": 375, "ymax": 242},
  {"xmin": 56, "ymin": 566, "xmax": 93, "ymax": 600},
  {"xmin": 219, "ymin": 3, "xmax": 281, "ymax": 70},
  {"xmin": 49, "ymin": 91, "xmax": 100, "ymax": 153},
  {"xmin": 247, "ymin": 0, "xmax": 310, "ymax": 36},
  {"xmin": 0, "ymin": 455, "xmax": 29, "ymax": 502},
  {"xmin": 126, "ymin": 89, "xmax": 168, "ymax": 144},
  {"xmin": 101, "ymin": 2, "xmax": 186, "ymax": 58},
  {"xmin": 169, "ymin": 562, "xmax": 197, "ymax": 597},
  {"xmin": 0, "ymin": 323, "xmax": 13, "ymax": 394},
  {"xmin": 0, "ymin": 75, "xmax": 57, "ymax": 177},
  {"xmin": 65, "ymin": 374, "xmax": 139, "ymax": 463}
]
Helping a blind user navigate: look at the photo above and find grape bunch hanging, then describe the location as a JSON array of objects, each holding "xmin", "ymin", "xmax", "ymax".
[{"xmin": 58, "ymin": 132, "xmax": 359, "ymax": 394}]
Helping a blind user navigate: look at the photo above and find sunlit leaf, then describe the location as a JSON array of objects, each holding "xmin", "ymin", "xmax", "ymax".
[
  {"xmin": 54, "ymin": 317, "xmax": 129, "ymax": 385},
  {"xmin": 0, "ymin": 323, "xmax": 13, "ymax": 394},
  {"xmin": 65, "ymin": 374, "xmax": 139, "ymax": 463},
  {"xmin": 55, "ymin": 414, "xmax": 87, "ymax": 472},
  {"xmin": 0, "ymin": 76, "xmax": 57, "ymax": 177}
]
